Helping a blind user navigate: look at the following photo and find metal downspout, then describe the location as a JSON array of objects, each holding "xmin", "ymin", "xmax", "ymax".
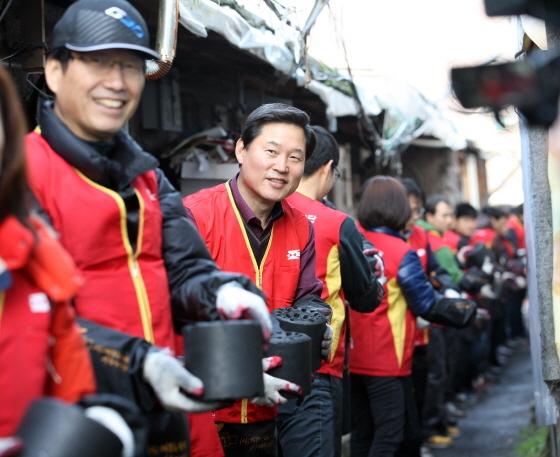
[{"xmin": 145, "ymin": 0, "xmax": 179, "ymax": 80}]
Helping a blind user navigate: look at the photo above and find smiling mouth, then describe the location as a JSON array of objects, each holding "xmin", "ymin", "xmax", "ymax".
[
  {"xmin": 268, "ymin": 178, "xmax": 288, "ymax": 185},
  {"xmin": 95, "ymin": 98, "xmax": 126, "ymax": 109}
]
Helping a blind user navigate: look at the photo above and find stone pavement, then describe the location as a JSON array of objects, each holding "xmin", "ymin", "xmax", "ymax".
[{"xmin": 435, "ymin": 344, "xmax": 534, "ymax": 457}]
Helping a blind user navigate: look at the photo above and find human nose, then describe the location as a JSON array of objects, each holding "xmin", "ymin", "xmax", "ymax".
[
  {"xmin": 103, "ymin": 62, "xmax": 127, "ymax": 89},
  {"xmin": 273, "ymin": 155, "xmax": 289, "ymax": 173}
]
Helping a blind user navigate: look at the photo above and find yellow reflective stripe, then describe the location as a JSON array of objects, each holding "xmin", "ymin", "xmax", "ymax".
[
  {"xmin": 75, "ymin": 169, "xmax": 154, "ymax": 343},
  {"xmin": 225, "ymin": 181, "xmax": 273, "ymax": 290},
  {"xmin": 386, "ymin": 277, "xmax": 407, "ymax": 368},
  {"xmin": 241, "ymin": 398, "xmax": 249, "ymax": 424},
  {"xmin": 324, "ymin": 244, "xmax": 344, "ymax": 362},
  {"xmin": 0, "ymin": 291, "xmax": 4, "ymax": 334},
  {"xmin": 133, "ymin": 188, "xmax": 145, "ymax": 256}
]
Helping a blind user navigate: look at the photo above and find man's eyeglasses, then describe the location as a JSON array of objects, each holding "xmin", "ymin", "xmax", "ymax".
[
  {"xmin": 333, "ymin": 167, "xmax": 341, "ymax": 183},
  {"xmin": 70, "ymin": 53, "xmax": 145, "ymax": 79}
]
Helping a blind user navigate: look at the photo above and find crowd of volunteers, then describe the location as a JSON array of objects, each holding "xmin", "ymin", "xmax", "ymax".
[{"xmin": 0, "ymin": 1, "xmax": 526, "ymax": 456}]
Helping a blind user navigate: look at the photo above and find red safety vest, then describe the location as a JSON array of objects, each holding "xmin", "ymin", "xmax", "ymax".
[
  {"xmin": 507, "ymin": 216, "xmax": 526, "ymax": 250},
  {"xmin": 350, "ymin": 229, "xmax": 417, "ymax": 377},
  {"xmin": 183, "ymin": 181, "xmax": 310, "ymax": 424},
  {"xmin": 26, "ymin": 132, "xmax": 175, "ymax": 349},
  {"xmin": 444, "ymin": 230, "xmax": 462, "ymax": 253},
  {"xmin": 286, "ymin": 191, "xmax": 348, "ymax": 378},
  {"xmin": 0, "ymin": 216, "xmax": 96, "ymax": 436}
]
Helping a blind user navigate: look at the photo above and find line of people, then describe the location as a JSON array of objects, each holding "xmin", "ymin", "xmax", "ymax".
[
  {"xmin": 0, "ymin": 1, "xmax": 526, "ymax": 457},
  {"xmin": 395, "ymin": 184, "xmax": 527, "ymax": 456}
]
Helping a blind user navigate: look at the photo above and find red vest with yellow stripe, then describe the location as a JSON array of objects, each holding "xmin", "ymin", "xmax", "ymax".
[
  {"xmin": 286, "ymin": 191, "xmax": 348, "ymax": 378},
  {"xmin": 25, "ymin": 132, "xmax": 175, "ymax": 349},
  {"xmin": 183, "ymin": 181, "xmax": 310, "ymax": 423},
  {"xmin": 350, "ymin": 229, "xmax": 417, "ymax": 376},
  {"xmin": 407, "ymin": 225, "xmax": 430, "ymax": 347}
]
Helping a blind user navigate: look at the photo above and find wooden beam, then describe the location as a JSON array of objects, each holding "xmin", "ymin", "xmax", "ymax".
[{"xmin": 20, "ymin": 0, "xmax": 45, "ymax": 72}]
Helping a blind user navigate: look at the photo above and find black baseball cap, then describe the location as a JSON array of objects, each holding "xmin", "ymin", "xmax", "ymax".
[{"xmin": 50, "ymin": 0, "xmax": 160, "ymax": 60}]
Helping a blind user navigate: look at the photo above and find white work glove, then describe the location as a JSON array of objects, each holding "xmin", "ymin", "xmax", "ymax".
[
  {"xmin": 363, "ymin": 248, "xmax": 386, "ymax": 285},
  {"xmin": 143, "ymin": 348, "xmax": 222, "ymax": 413},
  {"xmin": 216, "ymin": 281, "xmax": 272, "ymax": 342},
  {"xmin": 416, "ymin": 316, "xmax": 431, "ymax": 329},
  {"xmin": 250, "ymin": 356, "xmax": 302, "ymax": 406},
  {"xmin": 0, "ymin": 437, "xmax": 23, "ymax": 457},
  {"xmin": 480, "ymin": 283, "xmax": 497, "ymax": 299},
  {"xmin": 443, "ymin": 288, "xmax": 462, "ymax": 299},
  {"xmin": 482, "ymin": 256, "xmax": 494, "ymax": 276},
  {"xmin": 515, "ymin": 276, "xmax": 527, "ymax": 289},
  {"xmin": 321, "ymin": 324, "xmax": 334, "ymax": 360},
  {"xmin": 476, "ymin": 308, "xmax": 491, "ymax": 321},
  {"xmin": 84, "ymin": 406, "xmax": 135, "ymax": 457}
]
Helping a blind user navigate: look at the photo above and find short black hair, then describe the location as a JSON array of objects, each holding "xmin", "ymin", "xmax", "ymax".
[
  {"xmin": 482, "ymin": 205, "xmax": 507, "ymax": 220},
  {"xmin": 455, "ymin": 202, "xmax": 477, "ymax": 219},
  {"xmin": 240, "ymin": 103, "xmax": 316, "ymax": 160},
  {"xmin": 398, "ymin": 177, "xmax": 425, "ymax": 205},
  {"xmin": 303, "ymin": 126, "xmax": 339, "ymax": 177},
  {"xmin": 47, "ymin": 47, "xmax": 72, "ymax": 70},
  {"xmin": 512, "ymin": 203, "xmax": 523, "ymax": 216},
  {"xmin": 425, "ymin": 195, "xmax": 451, "ymax": 216}
]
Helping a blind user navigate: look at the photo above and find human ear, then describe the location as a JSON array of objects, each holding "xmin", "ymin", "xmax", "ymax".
[
  {"xmin": 44, "ymin": 58, "xmax": 63, "ymax": 96},
  {"xmin": 235, "ymin": 139, "xmax": 245, "ymax": 165}
]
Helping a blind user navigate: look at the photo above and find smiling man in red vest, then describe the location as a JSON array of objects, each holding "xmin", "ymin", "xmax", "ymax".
[
  {"xmin": 183, "ymin": 104, "xmax": 332, "ymax": 457},
  {"xmin": 283, "ymin": 125, "xmax": 384, "ymax": 457},
  {"xmin": 24, "ymin": 1, "xmax": 273, "ymax": 456}
]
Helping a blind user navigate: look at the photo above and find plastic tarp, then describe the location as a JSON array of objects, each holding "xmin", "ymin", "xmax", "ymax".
[{"xmin": 178, "ymin": 0, "xmax": 466, "ymax": 150}]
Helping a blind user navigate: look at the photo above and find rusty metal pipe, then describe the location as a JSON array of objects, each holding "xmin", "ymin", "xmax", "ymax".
[{"xmin": 145, "ymin": 0, "xmax": 179, "ymax": 80}]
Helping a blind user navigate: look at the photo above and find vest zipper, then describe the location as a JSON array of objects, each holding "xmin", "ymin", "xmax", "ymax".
[{"xmin": 74, "ymin": 170, "xmax": 154, "ymax": 344}]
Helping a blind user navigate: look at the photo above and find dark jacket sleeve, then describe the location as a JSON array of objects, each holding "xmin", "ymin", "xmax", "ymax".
[
  {"xmin": 76, "ymin": 317, "xmax": 157, "ymax": 412},
  {"xmin": 156, "ymin": 169, "xmax": 265, "ymax": 330},
  {"xmin": 397, "ymin": 250, "xmax": 437, "ymax": 316},
  {"xmin": 340, "ymin": 219, "xmax": 383, "ymax": 312},
  {"xmin": 397, "ymin": 250, "xmax": 476, "ymax": 328}
]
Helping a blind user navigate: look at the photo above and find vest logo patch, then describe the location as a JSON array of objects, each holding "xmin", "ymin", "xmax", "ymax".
[
  {"xmin": 29, "ymin": 292, "xmax": 50, "ymax": 313},
  {"xmin": 145, "ymin": 188, "xmax": 157, "ymax": 201},
  {"xmin": 306, "ymin": 214, "xmax": 317, "ymax": 224},
  {"xmin": 287, "ymin": 250, "xmax": 301, "ymax": 260}
]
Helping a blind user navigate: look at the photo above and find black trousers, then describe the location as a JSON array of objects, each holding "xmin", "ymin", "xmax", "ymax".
[
  {"xmin": 350, "ymin": 374, "xmax": 419, "ymax": 457},
  {"xmin": 421, "ymin": 327, "xmax": 448, "ymax": 437}
]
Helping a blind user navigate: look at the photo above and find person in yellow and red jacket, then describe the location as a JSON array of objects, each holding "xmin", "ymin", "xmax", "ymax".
[
  {"xmin": 24, "ymin": 2, "xmax": 274, "ymax": 456},
  {"xmin": 471, "ymin": 206, "xmax": 525, "ymax": 369},
  {"xmin": 505, "ymin": 204, "xmax": 527, "ymax": 342},
  {"xmin": 183, "ymin": 104, "xmax": 332, "ymax": 457},
  {"xmin": 350, "ymin": 177, "xmax": 476, "ymax": 457},
  {"xmin": 445, "ymin": 203, "xmax": 479, "ymax": 254},
  {"xmin": 396, "ymin": 178, "xmax": 462, "ymax": 454},
  {"xmin": 283, "ymin": 126, "xmax": 384, "ymax": 457}
]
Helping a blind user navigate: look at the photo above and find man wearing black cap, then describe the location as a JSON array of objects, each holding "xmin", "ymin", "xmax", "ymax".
[{"xmin": 25, "ymin": 1, "xmax": 273, "ymax": 456}]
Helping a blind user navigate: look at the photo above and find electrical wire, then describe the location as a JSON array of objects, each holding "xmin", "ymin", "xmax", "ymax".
[
  {"xmin": 326, "ymin": 3, "xmax": 380, "ymax": 149},
  {"xmin": 26, "ymin": 72, "xmax": 53, "ymax": 101},
  {"xmin": 0, "ymin": 0, "xmax": 15, "ymax": 24},
  {"xmin": 1, "ymin": 42, "xmax": 48, "ymax": 61}
]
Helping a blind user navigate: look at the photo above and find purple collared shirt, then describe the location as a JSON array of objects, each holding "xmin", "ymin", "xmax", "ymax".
[{"xmin": 184, "ymin": 174, "xmax": 322, "ymax": 302}]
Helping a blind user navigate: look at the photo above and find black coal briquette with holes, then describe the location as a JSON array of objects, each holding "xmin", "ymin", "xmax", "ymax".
[
  {"xmin": 265, "ymin": 331, "xmax": 312, "ymax": 398},
  {"xmin": 16, "ymin": 398, "xmax": 123, "ymax": 457},
  {"xmin": 272, "ymin": 306, "xmax": 327, "ymax": 371}
]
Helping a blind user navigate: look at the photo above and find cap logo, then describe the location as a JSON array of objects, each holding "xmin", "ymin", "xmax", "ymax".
[{"xmin": 104, "ymin": 6, "xmax": 145, "ymax": 38}]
